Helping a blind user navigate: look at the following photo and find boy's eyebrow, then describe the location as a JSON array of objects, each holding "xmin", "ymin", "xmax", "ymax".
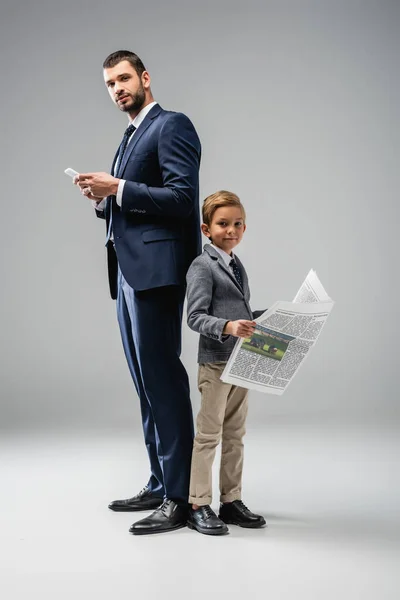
[{"xmin": 216, "ymin": 217, "xmax": 243, "ymax": 221}]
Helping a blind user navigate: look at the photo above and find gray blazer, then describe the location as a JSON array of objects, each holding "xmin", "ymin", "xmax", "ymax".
[{"xmin": 186, "ymin": 244, "xmax": 263, "ymax": 363}]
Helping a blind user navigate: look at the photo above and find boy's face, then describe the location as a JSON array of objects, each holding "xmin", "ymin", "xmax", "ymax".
[{"xmin": 202, "ymin": 206, "xmax": 246, "ymax": 254}]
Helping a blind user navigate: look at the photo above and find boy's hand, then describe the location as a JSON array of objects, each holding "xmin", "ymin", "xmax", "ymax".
[{"xmin": 223, "ymin": 320, "xmax": 256, "ymax": 338}]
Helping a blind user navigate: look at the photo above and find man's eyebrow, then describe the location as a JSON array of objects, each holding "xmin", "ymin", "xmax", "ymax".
[{"xmin": 105, "ymin": 73, "xmax": 131, "ymax": 85}]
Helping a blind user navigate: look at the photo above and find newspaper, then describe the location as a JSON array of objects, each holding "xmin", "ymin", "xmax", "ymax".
[{"xmin": 220, "ymin": 270, "xmax": 334, "ymax": 395}]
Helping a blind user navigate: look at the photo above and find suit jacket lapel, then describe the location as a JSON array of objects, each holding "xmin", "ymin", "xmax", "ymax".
[
  {"xmin": 106, "ymin": 105, "xmax": 162, "ymax": 217},
  {"xmin": 218, "ymin": 256, "xmax": 243, "ymax": 293},
  {"xmin": 217, "ymin": 259, "xmax": 248, "ymax": 295},
  {"xmin": 234, "ymin": 255, "xmax": 250, "ymax": 296},
  {"xmin": 204, "ymin": 244, "xmax": 247, "ymax": 295},
  {"xmin": 117, "ymin": 104, "xmax": 162, "ymax": 178}
]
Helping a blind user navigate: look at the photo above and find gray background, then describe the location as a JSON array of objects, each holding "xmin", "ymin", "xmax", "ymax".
[
  {"xmin": 0, "ymin": 0, "xmax": 398, "ymax": 429},
  {"xmin": 0, "ymin": 1, "xmax": 399, "ymax": 599}
]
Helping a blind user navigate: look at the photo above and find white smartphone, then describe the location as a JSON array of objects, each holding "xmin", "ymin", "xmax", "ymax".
[{"xmin": 64, "ymin": 167, "xmax": 79, "ymax": 178}]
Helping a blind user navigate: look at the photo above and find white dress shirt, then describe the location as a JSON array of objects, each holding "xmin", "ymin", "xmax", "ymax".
[
  {"xmin": 210, "ymin": 243, "xmax": 235, "ymax": 266},
  {"xmin": 93, "ymin": 101, "xmax": 158, "ymax": 211}
]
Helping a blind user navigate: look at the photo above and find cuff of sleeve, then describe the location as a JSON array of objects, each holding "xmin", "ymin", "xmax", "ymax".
[
  {"xmin": 252, "ymin": 310, "xmax": 267, "ymax": 320},
  {"xmin": 116, "ymin": 180, "xmax": 126, "ymax": 207},
  {"xmin": 216, "ymin": 320, "xmax": 231, "ymax": 343},
  {"xmin": 92, "ymin": 198, "xmax": 106, "ymax": 211}
]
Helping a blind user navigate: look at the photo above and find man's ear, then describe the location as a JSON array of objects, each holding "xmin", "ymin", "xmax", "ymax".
[
  {"xmin": 142, "ymin": 70, "xmax": 151, "ymax": 89},
  {"xmin": 201, "ymin": 223, "xmax": 211, "ymax": 238}
]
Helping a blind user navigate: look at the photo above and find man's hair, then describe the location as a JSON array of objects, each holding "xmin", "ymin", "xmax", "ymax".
[
  {"xmin": 103, "ymin": 50, "xmax": 146, "ymax": 76},
  {"xmin": 202, "ymin": 190, "xmax": 246, "ymax": 225}
]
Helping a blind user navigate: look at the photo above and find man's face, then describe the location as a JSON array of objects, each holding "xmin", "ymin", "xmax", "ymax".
[
  {"xmin": 202, "ymin": 206, "xmax": 246, "ymax": 254},
  {"xmin": 104, "ymin": 60, "xmax": 147, "ymax": 114}
]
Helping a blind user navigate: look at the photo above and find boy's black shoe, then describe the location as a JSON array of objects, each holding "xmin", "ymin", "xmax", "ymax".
[
  {"xmin": 219, "ymin": 500, "xmax": 266, "ymax": 529},
  {"xmin": 187, "ymin": 505, "xmax": 229, "ymax": 535}
]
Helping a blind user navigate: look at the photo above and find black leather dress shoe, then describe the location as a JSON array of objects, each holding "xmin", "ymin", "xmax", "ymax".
[
  {"xmin": 129, "ymin": 499, "xmax": 188, "ymax": 535},
  {"xmin": 187, "ymin": 505, "xmax": 229, "ymax": 535},
  {"xmin": 108, "ymin": 486, "xmax": 163, "ymax": 512},
  {"xmin": 219, "ymin": 500, "xmax": 266, "ymax": 529}
]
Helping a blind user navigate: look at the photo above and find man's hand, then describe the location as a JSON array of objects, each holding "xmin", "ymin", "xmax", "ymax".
[
  {"xmin": 72, "ymin": 174, "xmax": 102, "ymax": 201},
  {"xmin": 223, "ymin": 320, "xmax": 256, "ymax": 338},
  {"xmin": 74, "ymin": 172, "xmax": 120, "ymax": 199}
]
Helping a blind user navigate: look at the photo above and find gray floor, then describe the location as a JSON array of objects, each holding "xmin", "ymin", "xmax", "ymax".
[{"xmin": 1, "ymin": 421, "xmax": 399, "ymax": 599}]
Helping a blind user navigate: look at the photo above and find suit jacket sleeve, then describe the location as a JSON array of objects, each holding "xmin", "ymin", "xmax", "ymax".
[
  {"xmin": 252, "ymin": 309, "xmax": 267, "ymax": 319},
  {"xmin": 120, "ymin": 113, "xmax": 200, "ymax": 218},
  {"xmin": 95, "ymin": 207, "xmax": 106, "ymax": 220},
  {"xmin": 186, "ymin": 260, "xmax": 230, "ymax": 343}
]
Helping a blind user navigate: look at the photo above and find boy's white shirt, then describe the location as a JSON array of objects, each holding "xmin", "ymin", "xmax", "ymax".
[{"xmin": 210, "ymin": 243, "xmax": 235, "ymax": 267}]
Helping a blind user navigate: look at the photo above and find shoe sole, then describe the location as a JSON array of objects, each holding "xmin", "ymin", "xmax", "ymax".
[
  {"xmin": 108, "ymin": 503, "xmax": 162, "ymax": 512},
  {"xmin": 187, "ymin": 521, "xmax": 229, "ymax": 536},
  {"xmin": 219, "ymin": 518, "xmax": 266, "ymax": 529},
  {"xmin": 129, "ymin": 522, "xmax": 187, "ymax": 535}
]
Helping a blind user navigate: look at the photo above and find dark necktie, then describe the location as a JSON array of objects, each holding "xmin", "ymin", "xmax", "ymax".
[
  {"xmin": 116, "ymin": 123, "xmax": 136, "ymax": 177},
  {"xmin": 230, "ymin": 258, "xmax": 243, "ymax": 288}
]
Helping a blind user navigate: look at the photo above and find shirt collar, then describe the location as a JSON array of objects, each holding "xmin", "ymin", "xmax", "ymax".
[
  {"xmin": 210, "ymin": 243, "xmax": 235, "ymax": 267},
  {"xmin": 129, "ymin": 101, "xmax": 158, "ymax": 129}
]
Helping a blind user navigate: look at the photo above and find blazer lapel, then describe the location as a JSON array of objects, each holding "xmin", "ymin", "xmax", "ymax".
[
  {"xmin": 217, "ymin": 259, "xmax": 244, "ymax": 294},
  {"xmin": 118, "ymin": 104, "xmax": 162, "ymax": 178},
  {"xmin": 234, "ymin": 255, "xmax": 250, "ymax": 297},
  {"xmin": 204, "ymin": 244, "xmax": 245, "ymax": 294}
]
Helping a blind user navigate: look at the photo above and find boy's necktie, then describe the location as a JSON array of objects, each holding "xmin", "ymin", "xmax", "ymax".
[
  {"xmin": 230, "ymin": 258, "xmax": 243, "ymax": 289},
  {"xmin": 106, "ymin": 124, "xmax": 136, "ymax": 243}
]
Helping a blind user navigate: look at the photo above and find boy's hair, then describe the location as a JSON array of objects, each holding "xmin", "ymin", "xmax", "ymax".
[
  {"xmin": 202, "ymin": 190, "xmax": 246, "ymax": 225},
  {"xmin": 103, "ymin": 50, "xmax": 146, "ymax": 77}
]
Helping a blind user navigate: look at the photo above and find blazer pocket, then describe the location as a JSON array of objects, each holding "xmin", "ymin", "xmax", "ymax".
[
  {"xmin": 142, "ymin": 229, "xmax": 181, "ymax": 243},
  {"xmin": 131, "ymin": 151, "xmax": 155, "ymax": 160}
]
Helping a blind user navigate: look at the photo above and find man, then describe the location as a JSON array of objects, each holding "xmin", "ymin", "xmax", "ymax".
[{"xmin": 75, "ymin": 50, "xmax": 201, "ymax": 535}]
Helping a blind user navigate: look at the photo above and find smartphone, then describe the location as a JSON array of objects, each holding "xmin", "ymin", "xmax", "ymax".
[{"xmin": 64, "ymin": 168, "xmax": 79, "ymax": 178}]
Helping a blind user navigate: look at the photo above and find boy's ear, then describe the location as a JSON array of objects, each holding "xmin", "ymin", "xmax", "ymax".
[{"xmin": 201, "ymin": 223, "xmax": 211, "ymax": 238}]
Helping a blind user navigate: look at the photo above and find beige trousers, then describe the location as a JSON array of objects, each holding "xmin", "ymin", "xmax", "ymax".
[{"xmin": 189, "ymin": 362, "xmax": 249, "ymax": 505}]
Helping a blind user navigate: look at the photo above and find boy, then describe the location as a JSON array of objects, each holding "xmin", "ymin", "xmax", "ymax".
[{"xmin": 186, "ymin": 190, "xmax": 266, "ymax": 535}]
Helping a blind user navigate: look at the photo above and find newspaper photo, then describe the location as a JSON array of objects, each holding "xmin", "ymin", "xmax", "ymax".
[{"xmin": 220, "ymin": 270, "xmax": 334, "ymax": 395}]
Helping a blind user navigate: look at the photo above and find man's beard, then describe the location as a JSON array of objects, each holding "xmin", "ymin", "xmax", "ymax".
[{"xmin": 118, "ymin": 84, "xmax": 145, "ymax": 113}]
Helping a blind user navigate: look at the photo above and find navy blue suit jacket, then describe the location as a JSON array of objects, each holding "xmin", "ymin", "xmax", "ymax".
[{"xmin": 99, "ymin": 104, "xmax": 201, "ymax": 298}]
